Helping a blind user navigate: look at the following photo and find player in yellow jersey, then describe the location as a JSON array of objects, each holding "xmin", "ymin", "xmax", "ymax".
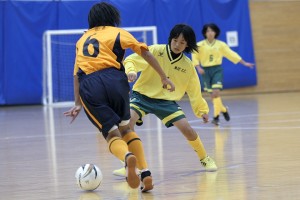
[
  {"xmin": 112, "ymin": 24, "xmax": 218, "ymax": 178},
  {"xmin": 63, "ymin": 2, "xmax": 175, "ymax": 192},
  {"xmin": 192, "ymin": 23, "xmax": 254, "ymax": 125}
]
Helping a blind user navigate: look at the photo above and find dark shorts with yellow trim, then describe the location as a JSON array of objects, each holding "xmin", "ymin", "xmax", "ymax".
[
  {"xmin": 130, "ymin": 91, "xmax": 185, "ymax": 128},
  {"xmin": 77, "ymin": 68, "xmax": 130, "ymax": 138},
  {"xmin": 202, "ymin": 65, "xmax": 223, "ymax": 93}
]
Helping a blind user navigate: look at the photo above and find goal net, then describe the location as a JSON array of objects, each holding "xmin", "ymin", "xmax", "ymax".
[{"xmin": 43, "ymin": 26, "xmax": 157, "ymax": 106}]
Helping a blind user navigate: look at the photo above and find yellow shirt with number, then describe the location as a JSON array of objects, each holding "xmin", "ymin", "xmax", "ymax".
[
  {"xmin": 124, "ymin": 44, "xmax": 209, "ymax": 117},
  {"xmin": 191, "ymin": 39, "xmax": 241, "ymax": 67}
]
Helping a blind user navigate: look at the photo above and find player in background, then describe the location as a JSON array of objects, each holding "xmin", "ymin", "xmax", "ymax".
[
  {"xmin": 112, "ymin": 24, "xmax": 218, "ymax": 177},
  {"xmin": 192, "ymin": 23, "xmax": 254, "ymax": 125},
  {"xmin": 63, "ymin": 2, "xmax": 175, "ymax": 192}
]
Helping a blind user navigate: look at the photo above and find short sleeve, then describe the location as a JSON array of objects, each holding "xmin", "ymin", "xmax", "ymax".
[{"xmin": 119, "ymin": 29, "xmax": 148, "ymax": 56}]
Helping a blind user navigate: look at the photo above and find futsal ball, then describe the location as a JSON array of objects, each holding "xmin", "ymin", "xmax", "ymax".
[{"xmin": 75, "ymin": 164, "xmax": 103, "ymax": 191}]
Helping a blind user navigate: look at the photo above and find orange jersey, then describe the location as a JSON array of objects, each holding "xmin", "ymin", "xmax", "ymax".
[{"xmin": 74, "ymin": 26, "xmax": 148, "ymax": 75}]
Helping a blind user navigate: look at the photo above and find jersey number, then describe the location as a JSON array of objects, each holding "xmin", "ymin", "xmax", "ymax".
[
  {"xmin": 209, "ymin": 54, "xmax": 214, "ymax": 62},
  {"xmin": 83, "ymin": 36, "xmax": 100, "ymax": 57}
]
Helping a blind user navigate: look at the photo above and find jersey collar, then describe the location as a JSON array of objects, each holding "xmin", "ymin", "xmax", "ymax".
[
  {"xmin": 166, "ymin": 44, "xmax": 183, "ymax": 64},
  {"xmin": 205, "ymin": 39, "xmax": 216, "ymax": 46}
]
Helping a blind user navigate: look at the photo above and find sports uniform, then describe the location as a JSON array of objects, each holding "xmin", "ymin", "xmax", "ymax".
[
  {"xmin": 74, "ymin": 26, "xmax": 148, "ymax": 137},
  {"xmin": 125, "ymin": 44, "xmax": 209, "ymax": 126},
  {"xmin": 192, "ymin": 39, "xmax": 241, "ymax": 92}
]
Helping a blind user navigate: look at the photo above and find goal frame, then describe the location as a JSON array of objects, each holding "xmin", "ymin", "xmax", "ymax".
[{"xmin": 42, "ymin": 26, "xmax": 158, "ymax": 106}]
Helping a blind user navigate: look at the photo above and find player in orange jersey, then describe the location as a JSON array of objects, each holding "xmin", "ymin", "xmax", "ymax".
[{"xmin": 63, "ymin": 2, "xmax": 174, "ymax": 192}]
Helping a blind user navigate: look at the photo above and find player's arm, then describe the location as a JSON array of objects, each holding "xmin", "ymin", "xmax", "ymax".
[
  {"xmin": 186, "ymin": 66, "xmax": 209, "ymax": 122},
  {"xmin": 221, "ymin": 42, "xmax": 254, "ymax": 68},
  {"xmin": 64, "ymin": 47, "xmax": 82, "ymax": 123},
  {"xmin": 124, "ymin": 52, "xmax": 148, "ymax": 82},
  {"xmin": 239, "ymin": 59, "xmax": 255, "ymax": 68},
  {"xmin": 64, "ymin": 75, "xmax": 82, "ymax": 123},
  {"xmin": 140, "ymin": 49, "xmax": 175, "ymax": 91},
  {"xmin": 195, "ymin": 65, "xmax": 205, "ymax": 75},
  {"xmin": 120, "ymin": 30, "xmax": 174, "ymax": 91},
  {"xmin": 191, "ymin": 47, "xmax": 205, "ymax": 74},
  {"xmin": 73, "ymin": 75, "xmax": 81, "ymax": 107}
]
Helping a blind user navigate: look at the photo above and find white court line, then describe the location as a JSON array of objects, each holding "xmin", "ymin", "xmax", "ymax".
[
  {"xmin": 0, "ymin": 127, "xmax": 166, "ymax": 141},
  {"xmin": 2, "ymin": 110, "xmax": 300, "ymax": 141},
  {"xmin": 192, "ymin": 126, "xmax": 300, "ymax": 130},
  {"xmin": 2, "ymin": 123, "xmax": 300, "ymax": 141},
  {"xmin": 189, "ymin": 110, "xmax": 300, "ymax": 123},
  {"xmin": 0, "ymin": 131, "xmax": 98, "ymax": 141},
  {"xmin": 223, "ymin": 118, "xmax": 300, "ymax": 125}
]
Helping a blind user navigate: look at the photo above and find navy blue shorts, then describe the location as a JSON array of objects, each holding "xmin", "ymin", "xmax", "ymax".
[{"xmin": 77, "ymin": 68, "xmax": 130, "ymax": 138}]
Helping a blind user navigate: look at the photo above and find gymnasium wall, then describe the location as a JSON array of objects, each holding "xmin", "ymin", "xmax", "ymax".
[
  {"xmin": 223, "ymin": 0, "xmax": 300, "ymax": 95},
  {"xmin": 0, "ymin": 0, "xmax": 255, "ymax": 105}
]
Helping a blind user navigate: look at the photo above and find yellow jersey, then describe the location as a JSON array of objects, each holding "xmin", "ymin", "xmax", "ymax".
[
  {"xmin": 74, "ymin": 26, "xmax": 148, "ymax": 75},
  {"xmin": 125, "ymin": 44, "xmax": 209, "ymax": 117},
  {"xmin": 192, "ymin": 39, "xmax": 241, "ymax": 67}
]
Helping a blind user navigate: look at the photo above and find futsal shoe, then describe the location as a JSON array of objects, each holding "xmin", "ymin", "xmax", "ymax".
[
  {"xmin": 125, "ymin": 153, "xmax": 140, "ymax": 189},
  {"xmin": 139, "ymin": 170, "xmax": 153, "ymax": 192},
  {"xmin": 113, "ymin": 167, "xmax": 126, "ymax": 177},
  {"xmin": 113, "ymin": 164, "xmax": 141, "ymax": 177},
  {"xmin": 200, "ymin": 156, "xmax": 218, "ymax": 172},
  {"xmin": 211, "ymin": 116, "xmax": 220, "ymax": 126},
  {"xmin": 222, "ymin": 107, "xmax": 230, "ymax": 121}
]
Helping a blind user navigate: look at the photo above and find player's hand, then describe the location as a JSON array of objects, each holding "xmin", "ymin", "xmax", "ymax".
[
  {"xmin": 244, "ymin": 62, "xmax": 255, "ymax": 68},
  {"xmin": 202, "ymin": 114, "xmax": 209, "ymax": 123},
  {"xmin": 127, "ymin": 71, "xmax": 137, "ymax": 82},
  {"xmin": 63, "ymin": 105, "xmax": 82, "ymax": 123},
  {"xmin": 198, "ymin": 67, "xmax": 205, "ymax": 75},
  {"xmin": 162, "ymin": 78, "xmax": 175, "ymax": 92}
]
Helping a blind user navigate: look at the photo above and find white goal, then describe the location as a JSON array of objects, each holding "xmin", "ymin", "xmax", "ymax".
[{"xmin": 43, "ymin": 26, "xmax": 158, "ymax": 106}]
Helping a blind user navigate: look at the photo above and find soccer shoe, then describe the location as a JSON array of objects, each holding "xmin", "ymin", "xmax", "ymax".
[
  {"xmin": 200, "ymin": 156, "xmax": 218, "ymax": 172},
  {"xmin": 139, "ymin": 170, "xmax": 153, "ymax": 192},
  {"xmin": 125, "ymin": 153, "xmax": 140, "ymax": 189},
  {"xmin": 113, "ymin": 167, "xmax": 126, "ymax": 177},
  {"xmin": 211, "ymin": 116, "xmax": 220, "ymax": 126},
  {"xmin": 222, "ymin": 107, "xmax": 230, "ymax": 121}
]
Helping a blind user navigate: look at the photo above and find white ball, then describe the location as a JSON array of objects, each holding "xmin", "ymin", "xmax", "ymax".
[{"xmin": 75, "ymin": 164, "xmax": 103, "ymax": 191}]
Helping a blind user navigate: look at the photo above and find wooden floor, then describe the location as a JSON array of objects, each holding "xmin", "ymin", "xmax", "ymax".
[{"xmin": 1, "ymin": 92, "xmax": 300, "ymax": 200}]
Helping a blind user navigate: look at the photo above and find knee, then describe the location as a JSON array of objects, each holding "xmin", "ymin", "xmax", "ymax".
[
  {"xmin": 106, "ymin": 131, "xmax": 119, "ymax": 142},
  {"xmin": 119, "ymin": 125, "xmax": 131, "ymax": 138}
]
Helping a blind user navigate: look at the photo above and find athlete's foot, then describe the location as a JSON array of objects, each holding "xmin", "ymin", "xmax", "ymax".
[
  {"xmin": 125, "ymin": 153, "xmax": 140, "ymax": 189},
  {"xmin": 222, "ymin": 107, "xmax": 230, "ymax": 121},
  {"xmin": 200, "ymin": 156, "xmax": 218, "ymax": 172},
  {"xmin": 140, "ymin": 170, "xmax": 153, "ymax": 192},
  {"xmin": 211, "ymin": 115, "xmax": 220, "ymax": 126},
  {"xmin": 112, "ymin": 167, "xmax": 126, "ymax": 177}
]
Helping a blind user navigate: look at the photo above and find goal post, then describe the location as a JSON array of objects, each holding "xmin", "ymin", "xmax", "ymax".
[{"xmin": 42, "ymin": 26, "xmax": 158, "ymax": 106}]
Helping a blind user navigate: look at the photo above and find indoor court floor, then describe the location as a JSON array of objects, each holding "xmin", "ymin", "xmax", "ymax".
[{"xmin": 1, "ymin": 92, "xmax": 300, "ymax": 200}]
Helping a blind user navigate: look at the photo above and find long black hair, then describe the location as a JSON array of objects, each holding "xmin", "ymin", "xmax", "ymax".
[
  {"xmin": 202, "ymin": 23, "xmax": 220, "ymax": 39},
  {"xmin": 88, "ymin": 2, "xmax": 120, "ymax": 29},
  {"xmin": 168, "ymin": 24, "xmax": 198, "ymax": 53}
]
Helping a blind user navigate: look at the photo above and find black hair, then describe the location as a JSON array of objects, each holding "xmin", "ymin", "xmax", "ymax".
[
  {"xmin": 88, "ymin": 2, "xmax": 120, "ymax": 29},
  {"xmin": 202, "ymin": 23, "xmax": 220, "ymax": 39},
  {"xmin": 168, "ymin": 24, "xmax": 198, "ymax": 53}
]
